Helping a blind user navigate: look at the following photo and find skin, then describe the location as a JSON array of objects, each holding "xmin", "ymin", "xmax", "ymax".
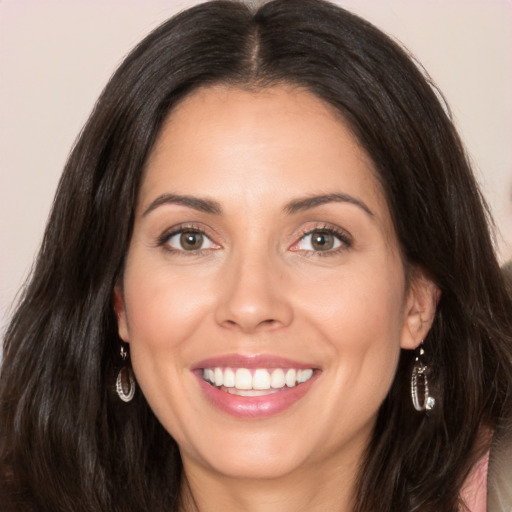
[{"xmin": 114, "ymin": 85, "xmax": 438, "ymax": 512}]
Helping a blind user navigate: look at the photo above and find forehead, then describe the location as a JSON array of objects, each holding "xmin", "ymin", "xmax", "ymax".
[{"xmin": 140, "ymin": 85, "xmax": 390, "ymax": 227}]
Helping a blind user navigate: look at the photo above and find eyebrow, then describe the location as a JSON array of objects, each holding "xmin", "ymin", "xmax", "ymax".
[
  {"xmin": 283, "ymin": 193, "xmax": 374, "ymax": 217},
  {"xmin": 142, "ymin": 193, "xmax": 223, "ymax": 217},
  {"xmin": 142, "ymin": 192, "xmax": 373, "ymax": 218}
]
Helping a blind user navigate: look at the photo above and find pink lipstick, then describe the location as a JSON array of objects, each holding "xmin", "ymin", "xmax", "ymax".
[{"xmin": 192, "ymin": 355, "xmax": 320, "ymax": 418}]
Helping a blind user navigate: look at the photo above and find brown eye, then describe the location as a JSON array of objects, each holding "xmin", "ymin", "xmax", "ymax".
[
  {"xmin": 164, "ymin": 229, "xmax": 218, "ymax": 252},
  {"xmin": 180, "ymin": 231, "xmax": 204, "ymax": 250},
  {"xmin": 292, "ymin": 228, "xmax": 346, "ymax": 253},
  {"xmin": 310, "ymin": 231, "xmax": 335, "ymax": 251}
]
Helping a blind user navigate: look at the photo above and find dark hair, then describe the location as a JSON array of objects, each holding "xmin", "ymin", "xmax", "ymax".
[{"xmin": 1, "ymin": 1, "xmax": 511, "ymax": 510}]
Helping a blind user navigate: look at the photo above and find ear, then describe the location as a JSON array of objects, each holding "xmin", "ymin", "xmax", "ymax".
[
  {"xmin": 113, "ymin": 283, "xmax": 130, "ymax": 342},
  {"xmin": 400, "ymin": 267, "xmax": 441, "ymax": 350}
]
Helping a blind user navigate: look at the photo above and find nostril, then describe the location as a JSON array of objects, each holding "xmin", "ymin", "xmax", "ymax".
[{"xmin": 220, "ymin": 317, "xmax": 279, "ymax": 332}]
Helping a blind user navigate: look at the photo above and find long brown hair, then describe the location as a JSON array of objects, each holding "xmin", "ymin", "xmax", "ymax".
[{"xmin": 1, "ymin": 1, "xmax": 511, "ymax": 510}]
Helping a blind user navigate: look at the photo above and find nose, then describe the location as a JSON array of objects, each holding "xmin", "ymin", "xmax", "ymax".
[{"xmin": 214, "ymin": 251, "xmax": 293, "ymax": 334}]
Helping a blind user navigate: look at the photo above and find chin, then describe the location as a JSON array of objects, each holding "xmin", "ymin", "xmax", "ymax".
[
  {"xmin": 204, "ymin": 451, "xmax": 306, "ymax": 480},
  {"xmin": 182, "ymin": 428, "xmax": 313, "ymax": 480}
]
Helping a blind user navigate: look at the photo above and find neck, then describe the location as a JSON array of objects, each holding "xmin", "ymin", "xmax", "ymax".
[{"xmin": 179, "ymin": 445, "xmax": 363, "ymax": 512}]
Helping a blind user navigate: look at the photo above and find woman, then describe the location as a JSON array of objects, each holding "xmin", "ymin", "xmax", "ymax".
[{"xmin": 1, "ymin": 1, "xmax": 511, "ymax": 510}]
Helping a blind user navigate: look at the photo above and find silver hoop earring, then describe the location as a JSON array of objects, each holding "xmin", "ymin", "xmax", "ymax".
[
  {"xmin": 411, "ymin": 343, "xmax": 435, "ymax": 411},
  {"xmin": 116, "ymin": 345, "xmax": 136, "ymax": 403}
]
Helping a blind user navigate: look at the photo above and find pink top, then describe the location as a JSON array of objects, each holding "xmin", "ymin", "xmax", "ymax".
[{"xmin": 459, "ymin": 450, "xmax": 489, "ymax": 512}]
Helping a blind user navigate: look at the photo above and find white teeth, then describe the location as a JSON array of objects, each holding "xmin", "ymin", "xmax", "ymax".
[
  {"xmin": 202, "ymin": 366, "xmax": 314, "ymax": 391},
  {"xmin": 227, "ymin": 388, "xmax": 280, "ymax": 396},
  {"xmin": 297, "ymin": 368, "xmax": 313, "ymax": 383},
  {"xmin": 223, "ymin": 368, "xmax": 235, "ymax": 387},
  {"xmin": 235, "ymin": 368, "xmax": 253, "ymax": 390},
  {"xmin": 285, "ymin": 369, "xmax": 296, "ymax": 387},
  {"xmin": 253, "ymin": 369, "xmax": 271, "ymax": 390},
  {"xmin": 270, "ymin": 368, "xmax": 286, "ymax": 388},
  {"xmin": 214, "ymin": 367, "xmax": 223, "ymax": 386}
]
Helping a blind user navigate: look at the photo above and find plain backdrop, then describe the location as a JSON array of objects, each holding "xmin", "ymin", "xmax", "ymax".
[{"xmin": 1, "ymin": 0, "xmax": 511, "ymax": 335}]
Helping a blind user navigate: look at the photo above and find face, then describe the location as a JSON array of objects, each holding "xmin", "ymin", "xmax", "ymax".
[{"xmin": 115, "ymin": 86, "xmax": 435, "ymax": 483}]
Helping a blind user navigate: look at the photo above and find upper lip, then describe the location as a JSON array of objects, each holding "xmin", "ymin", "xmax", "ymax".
[{"xmin": 191, "ymin": 354, "xmax": 319, "ymax": 370}]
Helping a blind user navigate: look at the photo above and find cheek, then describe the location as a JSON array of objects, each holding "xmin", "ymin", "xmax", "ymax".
[
  {"xmin": 301, "ymin": 265, "xmax": 405, "ymax": 343},
  {"xmin": 298, "ymin": 264, "xmax": 405, "ymax": 393},
  {"xmin": 120, "ymin": 260, "xmax": 213, "ymax": 435},
  {"xmin": 123, "ymin": 261, "xmax": 210, "ymax": 348},
  {"xmin": 120, "ymin": 258, "xmax": 215, "ymax": 412}
]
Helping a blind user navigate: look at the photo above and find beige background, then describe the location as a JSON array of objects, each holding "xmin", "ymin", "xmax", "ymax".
[{"xmin": 1, "ymin": 0, "xmax": 511, "ymax": 334}]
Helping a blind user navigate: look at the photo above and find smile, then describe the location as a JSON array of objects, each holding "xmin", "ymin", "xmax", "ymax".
[
  {"xmin": 194, "ymin": 356, "xmax": 320, "ymax": 418},
  {"xmin": 202, "ymin": 367, "xmax": 315, "ymax": 396}
]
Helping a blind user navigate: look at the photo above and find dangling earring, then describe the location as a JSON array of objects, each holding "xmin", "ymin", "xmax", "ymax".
[
  {"xmin": 411, "ymin": 342, "xmax": 435, "ymax": 411},
  {"xmin": 116, "ymin": 344, "xmax": 136, "ymax": 403}
]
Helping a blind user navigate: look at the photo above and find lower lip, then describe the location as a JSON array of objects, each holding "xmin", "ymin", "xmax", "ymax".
[{"xmin": 196, "ymin": 372, "xmax": 319, "ymax": 418}]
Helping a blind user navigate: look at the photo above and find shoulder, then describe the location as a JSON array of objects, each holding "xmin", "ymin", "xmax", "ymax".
[
  {"xmin": 460, "ymin": 450, "xmax": 489, "ymax": 512},
  {"xmin": 461, "ymin": 426, "xmax": 512, "ymax": 512},
  {"xmin": 487, "ymin": 426, "xmax": 512, "ymax": 511}
]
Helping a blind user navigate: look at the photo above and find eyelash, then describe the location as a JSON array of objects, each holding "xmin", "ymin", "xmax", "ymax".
[
  {"xmin": 292, "ymin": 225, "xmax": 353, "ymax": 257},
  {"xmin": 156, "ymin": 223, "xmax": 352, "ymax": 256},
  {"xmin": 157, "ymin": 224, "xmax": 218, "ymax": 256}
]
